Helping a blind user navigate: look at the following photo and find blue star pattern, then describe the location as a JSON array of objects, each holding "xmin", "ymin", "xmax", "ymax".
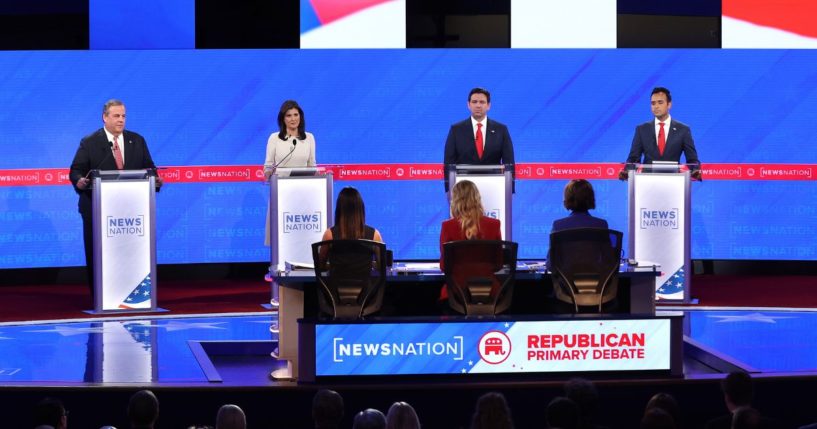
[
  {"xmin": 123, "ymin": 322, "xmax": 153, "ymax": 351},
  {"xmin": 656, "ymin": 267, "xmax": 685, "ymax": 297},
  {"xmin": 119, "ymin": 274, "xmax": 152, "ymax": 309}
]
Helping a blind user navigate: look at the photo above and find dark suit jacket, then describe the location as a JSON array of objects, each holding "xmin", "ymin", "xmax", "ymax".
[
  {"xmin": 552, "ymin": 211, "xmax": 609, "ymax": 232},
  {"xmin": 69, "ymin": 128, "xmax": 157, "ymax": 215},
  {"xmin": 625, "ymin": 119, "xmax": 700, "ymax": 170},
  {"xmin": 547, "ymin": 211, "xmax": 609, "ymax": 270},
  {"xmin": 443, "ymin": 118, "xmax": 515, "ymax": 191},
  {"xmin": 439, "ymin": 216, "xmax": 502, "ymax": 300}
]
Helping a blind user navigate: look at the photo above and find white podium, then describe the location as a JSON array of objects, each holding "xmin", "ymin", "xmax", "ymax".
[
  {"xmin": 448, "ymin": 164, "xmax": 513, "ymax": 240},
  {"xmin": 627, "ymin": 163, "xmax": 692, "ymax": 302},
  {"xmin": 269, "ymin": 167, "xmax": 333, "ymax": 272},
  {"xmin": 90, "ymin": 169, "xmax": 160, "ymax": 313},
  {"xmin": 268, "ymin": 167, "xmax": 332, "ymax": 380}
]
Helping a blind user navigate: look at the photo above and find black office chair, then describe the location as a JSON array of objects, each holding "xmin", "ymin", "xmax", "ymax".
[
  {"xmin": 311, "ymin": 239, "xmax": 387, "ymax": 319},
  {"xmin": 549, "ymin": 228, "xmax": 623, "ymax": 313},
  {"xmin": 442, "ymin": 240, "xmax": 518, "ymax": 316}
]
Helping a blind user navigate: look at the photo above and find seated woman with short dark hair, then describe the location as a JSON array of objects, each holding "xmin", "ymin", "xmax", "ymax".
[{"xmin": 552, "ymin": 179, "xmax": 608, "ymax": 232}]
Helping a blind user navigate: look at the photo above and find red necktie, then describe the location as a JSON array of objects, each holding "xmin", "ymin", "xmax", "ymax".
[
  {"xmin": 657, "ymin": 122, "xmax": 666, "ymax": 156},
  {"xmin": 113, "ymin": 135, "xmax": 125, "ymax": 170},
  {"xmin": 475, "ymin": 123, "xmax": 484, "ymax": 159}
]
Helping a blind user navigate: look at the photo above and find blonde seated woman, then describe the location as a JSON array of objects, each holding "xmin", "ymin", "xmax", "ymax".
[{"xmin": 438, "ymin": 180, "xmax": 502, "ymax": 301}]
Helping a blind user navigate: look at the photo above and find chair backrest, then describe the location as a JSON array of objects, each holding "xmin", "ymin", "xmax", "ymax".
[
  {"xmin": 311, "ymin": 239, "xmax": 387, "ymax": 319},
  {"xmin": 549, "ymin": 228, "xmax": 623, "ymax": 312},
  {"xmin": 442, "ymin": 240, "xmax": 518, "ymax": 316}
]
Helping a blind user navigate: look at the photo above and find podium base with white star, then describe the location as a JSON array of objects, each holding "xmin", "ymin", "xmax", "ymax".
[
  {"xmin": 627, "ymin": 164, "xmax": 692, "ymax": 303},
  {"xmin": 90, "ymin": 169, "xmax": 161, "ymax": 313}
]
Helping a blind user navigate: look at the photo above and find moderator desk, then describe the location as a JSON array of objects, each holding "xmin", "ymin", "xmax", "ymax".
[{"xmin": 271, "ymin": 262, "xmax": 660, "ymax": 380}]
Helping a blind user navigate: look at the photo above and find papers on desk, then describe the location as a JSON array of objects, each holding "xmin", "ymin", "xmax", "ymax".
[
  {"xmin": 630, "ymin": 260, "xmax": 661, "ymax": 272},
  {"xmin": 285, "ymin": 260, "xmax": 314, "ymax": 270},
  {"xmin": 393, "ymin": 262, "xmax": 441, "ymax": 273},
  {"xmin": 517, "ymin": 261, "xmax": 548, "ymax": 272}
]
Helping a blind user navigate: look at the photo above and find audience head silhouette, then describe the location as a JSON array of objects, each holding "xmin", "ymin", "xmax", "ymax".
[
  {"xmin": 33, "ymin": 397, "xmax": 67, "ymax": 429},
  {"xmin": 722, "ymin": 371, "xmax": 754, "ymax": 411},
  {"xmin": 470, "ymin": 391, "xmax": 514, "ymax": 429},
  {"xmin": 313, "ymin": 389, "xmax": 344, "ymax": 429},
  {"xmin": 215, "ymin": 404, "xmax": 246, "ymax": 429},
  {"xmin": 128, "ymin": 390, "xmax": 159, "ymax": 429},
  {"xmin": 546, "ymin": 396, "xmax": 580, "ymax": 429},
  {"xmin": 353, "ymin": 408, "xmax": 386, "ymax": 429},
  {"xmin": 640, "ymin": 407, "xmax": 675, "ymax": 429},
  {"xmin": 385, "ymin": 401, "xmax": 421, "ymax": 429},
  {"xmin": 731, "ymin": 406, "xmax": 761, "ymax": 429},
  {"xmin": 645, "ymin": 393, "xmax": 680, "ymax": 427},
  {"xmin": 564, "ymin": 377, "xmax": 602, "ymax": 429}
]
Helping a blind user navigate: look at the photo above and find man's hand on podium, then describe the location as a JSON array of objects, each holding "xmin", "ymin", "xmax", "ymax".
[
  {"xmin": 618, "ymin": 169, "xmax": 629, "ymax": 181},
  {"xmin": 76, "ymin": 177, "xmax": 90, "ymax": 190},
  {"xmin": 691, "ymin": 170, "xmax": 702, "ymax": 181},
  {"xmin": 264, "ymin": 168, "xmax": 274, "ymax": 180},
  {"xmin": 155, "ymin": 175, "xmax": 164, "ymax": 189}
]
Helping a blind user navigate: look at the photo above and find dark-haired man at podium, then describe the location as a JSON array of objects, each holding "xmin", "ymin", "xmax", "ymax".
[
  {"xmin": 69, "ymin": 99, "xmax": 162, "ymax": 302},
  {"xmin": 618, "ymin": 87, "xmax": 701, "ymax": 181},
  {"xmin": 444, "ymin": 87, "xmax": 515, "ymax": 192}
]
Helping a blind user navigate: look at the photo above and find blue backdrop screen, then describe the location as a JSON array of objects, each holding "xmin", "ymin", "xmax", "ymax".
[{"xmin": 0, "ymin": 49, "xmax": 815, "ymax": 268}]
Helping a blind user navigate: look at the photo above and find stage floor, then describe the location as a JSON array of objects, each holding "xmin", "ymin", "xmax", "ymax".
[{"xmin": 1, "ymin": 308, "xmax": 816, "ymax": 386}]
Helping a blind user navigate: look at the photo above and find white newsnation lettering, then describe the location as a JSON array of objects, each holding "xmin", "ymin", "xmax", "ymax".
[{"xmin": 337, "ymin": 341, "xmax": 461, "ymax": 358}]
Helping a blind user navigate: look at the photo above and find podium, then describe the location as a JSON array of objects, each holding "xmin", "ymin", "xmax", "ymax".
[
  {"xmin": 89, "ymin": 169, "xmax": 160, "ymax": 313},
  {"xmin": 448, "ymin": 164, "xmax": 513, "ymax": 239},
  {"xmin": 627, "ymin": 163, "xmax": 692, "ymax": 302},
  {"xmin": 269, "ymin": 167, "xmax": 333, "ymax": 272},
  {"xmin": 268, "ymin": 167, "xmax": 332, "ymax": 379}
]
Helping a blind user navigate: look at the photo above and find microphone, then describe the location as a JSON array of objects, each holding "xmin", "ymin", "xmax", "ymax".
[
  {"xmin": 84, "ymin": 142, "xmax": 115, "ymax": 179},
  {"xmin": 271, "ymin": 137, "xmax": 299, "ymax": 171}
]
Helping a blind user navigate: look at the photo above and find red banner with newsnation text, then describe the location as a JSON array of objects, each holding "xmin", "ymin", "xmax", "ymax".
[{"xmin": 0, "ymin": 163, "xmax": 814, "ymax": 186}]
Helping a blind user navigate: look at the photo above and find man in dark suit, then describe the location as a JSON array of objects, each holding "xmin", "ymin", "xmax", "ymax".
[
  {"xmin": 619, "ymin": 87, "xmax": 701, "ymax": 180},
  {"xmin": 69, "ymin": 99, "xmax": 162, "ymax": 302},
  {"xmin": 443, "ymin": 87, "xmax": 515, "ymax": 192}
]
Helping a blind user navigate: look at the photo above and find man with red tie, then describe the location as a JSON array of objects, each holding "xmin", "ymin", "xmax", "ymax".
[
  {"xmin": 69, "ymin": 99, "xmax": 162, "ymax": 302},
  {"xmin": 619, "ymin": 87, "xmax": 701, "ymax": 180},
  {"xmin": 443, "ymin": 87, "xmax": 515, "ymax": 192}
]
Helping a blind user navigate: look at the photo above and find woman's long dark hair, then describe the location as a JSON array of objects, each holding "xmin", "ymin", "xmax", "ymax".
[
  {"xmin": 277, "ymin": 100, "xmax": 306, "ymax": 140},
  {"xmin": 334, "ymin": 187, "xmax": 366, "ymax": 239}
]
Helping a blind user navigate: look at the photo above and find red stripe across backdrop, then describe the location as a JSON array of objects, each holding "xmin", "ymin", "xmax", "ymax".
[{"xmin": 0, "ymin": 163, "xmax": 814, "ymax": 186}]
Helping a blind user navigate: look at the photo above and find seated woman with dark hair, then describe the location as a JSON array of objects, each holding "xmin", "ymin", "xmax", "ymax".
[
  {"xmin": 438, "ymin": 180, "xmax": 502, "ymax": 301},
  {"xmin": 547, "ymin": 179, "xmax": 609, "ymax": 271},
  {"xmin": 318, "ymin": 187, "xmax": 384, "ymax": 269},
  {"xmin": 322, "ymin": 187, "xmax": 383, "ymax": 243},
  {"xmin": 552, "ymin": 179, "xmax": 608, "ymax": 232}
]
